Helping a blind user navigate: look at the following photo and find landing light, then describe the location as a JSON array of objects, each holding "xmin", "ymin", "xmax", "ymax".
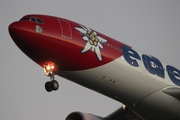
[
  {"xmin": 122, "ymin": 105, "xmax": 126, "ymax": 110},
  {"xmin": 43, "ymin": 62, "xmax": 58, "ymax": 76},
  {"xmin": 51, "ymin": 66, "xmax": 54, "ymax": 69},
  {"xmin": 46, "ymin": 66, "xmax": 50, "ymax": 70}
]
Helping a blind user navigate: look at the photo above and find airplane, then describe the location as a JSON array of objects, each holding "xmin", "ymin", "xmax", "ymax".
[{"xmin": 8, "ymin": 14, "xmax": 180, "ymax": 120}]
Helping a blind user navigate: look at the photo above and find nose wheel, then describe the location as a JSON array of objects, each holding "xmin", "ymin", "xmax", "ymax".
[
  {"xmin": 43, "ymin": 62, "xmax": 59, "ymax": 92},
  {"xmin": 45, "ymin": 78, "xmax": 59, "ymax": 92},
  {"xmin": 45, "ymin": 80, "xmax": 59, "ymax": 92}
]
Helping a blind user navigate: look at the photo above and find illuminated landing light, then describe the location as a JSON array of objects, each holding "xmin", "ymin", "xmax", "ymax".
[
  {"xmin": 51, "ymin": 65, "xmax": 54, "ymax": 69},
  {"xmin": 43, "ymin": 62, "xmax": 58, "ymax": 76},
  {"xmin": 122, "ymin": 105, "xmax": 126, "ymax": 110}
]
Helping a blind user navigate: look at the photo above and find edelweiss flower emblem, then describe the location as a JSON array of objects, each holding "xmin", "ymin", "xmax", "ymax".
[{"xmin": 75, "ymin": 25, "xmax": 107, "ymax": 61}]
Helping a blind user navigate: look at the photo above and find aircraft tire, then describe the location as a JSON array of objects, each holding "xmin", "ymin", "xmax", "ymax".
[
  {"xmin": 45, "ymin": 81, "xmax": 53, "ymax": 92},
  {"xmin": 51, "ymin": 80, "xmax": 59, "ymax": 91}
]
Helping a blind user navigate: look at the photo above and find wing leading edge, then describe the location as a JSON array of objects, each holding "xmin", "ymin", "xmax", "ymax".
[
  {"xmin": 163, "ymin": 87, "xmax": 180, "ymax": 100},
  {"xmin": 105, "ymin": 106, "xmax": 143, "ymax": 120}
]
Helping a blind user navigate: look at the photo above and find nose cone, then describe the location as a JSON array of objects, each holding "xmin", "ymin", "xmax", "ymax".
[
  {"xmin": 8, "ymin": 21, "xmax": 44, "ymax": 65},
  {"xmin": 9, "ymin": 21, "xmax": 35, "ymax": 47},
  {"xmin": 9, "ymin": 22, "xmax": 24, "ymax": 44},
  {"xmin": 9, "ymin": 21, "xmax": 24, "ymax": 34},
  {"xmin": 9, "ymin": 22, "xmax": 18, "ymax": 39},
  {"xmin": 9, "ymin": 22, "xmax": 19, "ymax": 31},
  {"xmin": 8, "ymin": 21, "xmax": 36, "ymax": 55}
]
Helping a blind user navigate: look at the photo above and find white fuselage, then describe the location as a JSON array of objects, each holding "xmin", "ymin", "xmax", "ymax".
[{"xmin": 58, "ymin": 48, "xmax": 180, "ymax": 120}]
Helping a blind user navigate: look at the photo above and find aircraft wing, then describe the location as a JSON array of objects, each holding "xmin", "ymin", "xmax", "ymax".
[{"xmin": 105, "ymin": 106, "xmax": 143, "ymax": 120}]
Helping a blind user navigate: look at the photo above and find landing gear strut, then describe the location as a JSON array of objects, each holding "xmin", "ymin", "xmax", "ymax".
[{"xmin": 43, "ymin": 62, "xmax": 59, "ymax": 92}]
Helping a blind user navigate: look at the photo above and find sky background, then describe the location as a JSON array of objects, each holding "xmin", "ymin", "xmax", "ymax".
[{"xmin": 1, "ymin": 1, "xmax": 180, "ymax": 120}]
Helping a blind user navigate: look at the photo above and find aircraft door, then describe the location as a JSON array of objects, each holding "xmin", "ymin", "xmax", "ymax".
[{"xmin": 58, "ymin": 19, "xmax": 72, "ymax": 39}]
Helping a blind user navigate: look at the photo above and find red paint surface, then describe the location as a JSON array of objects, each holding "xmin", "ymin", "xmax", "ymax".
[{"xmin": 9, "ymin": 14, "xmax": 129, "ymax": 71}]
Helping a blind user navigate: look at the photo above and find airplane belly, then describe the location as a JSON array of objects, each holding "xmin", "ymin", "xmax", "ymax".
[
  {"xmin": 57, "ymin": 56, "xmax": 169, "ymax": 107},
  {"xmin": 57, "ymin": 56, "xmax": 180, "ymax": 119}
]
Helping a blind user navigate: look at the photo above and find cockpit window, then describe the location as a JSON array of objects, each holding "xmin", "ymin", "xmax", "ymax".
[
  {"xmin": 36, "ymin": 18, "xmax": 44, "ymax": 24},
  {"xmin": 30, "ymin": 17, "xmax": 36, "ymax": 22},
  {"xmin": 20, "ymin": 17, "xmax": 44, "ymax": 24},
  {"xmin": 20, "ymin": 17, "xmax": 30, "ymax": 21}
]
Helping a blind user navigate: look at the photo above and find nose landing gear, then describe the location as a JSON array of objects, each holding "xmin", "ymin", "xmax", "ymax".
[
  {"xmin": 43, "ymin": 62, "xmax": 59, "ymax": 92},
  {"xmin": 45, "ymin": 76, "xmax": 59, "ymax": 92}
]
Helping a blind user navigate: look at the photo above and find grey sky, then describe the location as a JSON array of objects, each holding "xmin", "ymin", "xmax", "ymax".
[{"xmin": 1, "ymin": 1, "xmax": 180, "ymax": 120}]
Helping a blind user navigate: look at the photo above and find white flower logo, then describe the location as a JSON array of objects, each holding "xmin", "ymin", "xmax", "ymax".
[{"xmin": 75, "ymin": 25, "xmax": 107, "ymax": 61}]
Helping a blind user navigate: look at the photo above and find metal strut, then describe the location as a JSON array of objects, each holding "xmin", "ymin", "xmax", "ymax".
[{"xmin": 50, "ymin": 73, "xmax": 55, "ymax": 81}]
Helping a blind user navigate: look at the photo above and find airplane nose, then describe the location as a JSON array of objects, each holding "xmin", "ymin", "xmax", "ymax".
[
  {"xmin": 8, "ymin": 21, "xmax": 33, "ymax": 46},
  {"xmin": 8, "ymin": 22, "xmax": 22, "ymax": 42},
  {"xmin": 8, "ymin": 21, "xmax": 32, "ymax": 51},
  {"xmin": 9, "ymin": 22, "xmax": 20, "ymax": 34},
  {"xmin": 9, "ymin": 22, "xmax": 17, "ymax": 30}
]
